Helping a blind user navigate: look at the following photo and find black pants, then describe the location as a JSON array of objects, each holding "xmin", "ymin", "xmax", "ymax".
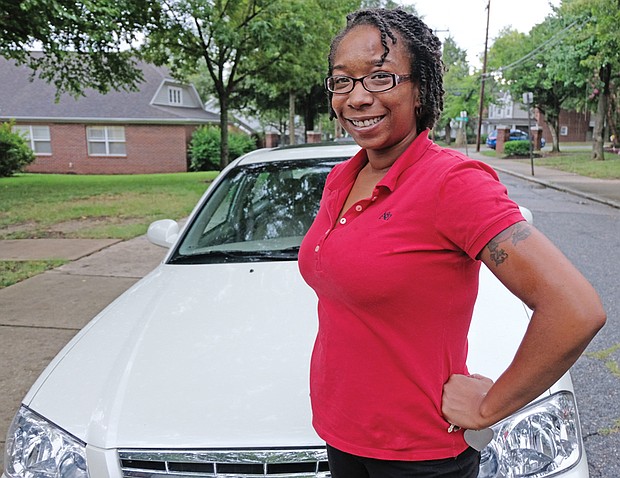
[{"xmin": 326, "ymin": 444, "xmax": 480, "ymax": 478}]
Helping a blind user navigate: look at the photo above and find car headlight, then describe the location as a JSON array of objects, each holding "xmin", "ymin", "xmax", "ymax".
[
  {"xmin": 4, "ymin": 406, "xmax": 89, "ymax": 478},
  {"xmin": 479, "ymin": 391, "xmax": 582, "ymax": 478}
]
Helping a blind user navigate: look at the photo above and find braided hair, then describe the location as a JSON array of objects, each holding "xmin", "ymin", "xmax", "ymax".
[{"xmin": 327, "ymin": 8, "xmax": 444, "ymax": 134}]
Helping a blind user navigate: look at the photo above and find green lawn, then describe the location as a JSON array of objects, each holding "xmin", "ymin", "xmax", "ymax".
[
  {"xmin": 0, "ymin": 171, "xmax": 219, "ymax": 288},
  {"xmin": 0, "ymin": 171, "xmax": 219, "ymax": 240},
  {"xmin": 536, "ymin": 152, "xmax": 620, "ymax": 179},
  {"xmin": 478, "ymin": 146, "xmax": 620, "ymax": 180}
]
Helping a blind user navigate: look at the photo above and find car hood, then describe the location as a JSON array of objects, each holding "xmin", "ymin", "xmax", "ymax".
[
  {"xmin": 26, "ymin": 262, "xmax": 321, "ymax": 450},
  {"xmin": 25, "ymin": 262, "xmax": 530, "ymax": 450}
]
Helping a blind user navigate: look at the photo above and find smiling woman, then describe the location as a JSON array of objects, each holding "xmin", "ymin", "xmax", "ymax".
[{"xmin": 297, "ymin": 7, "xmax": 605, "ymax": 478}]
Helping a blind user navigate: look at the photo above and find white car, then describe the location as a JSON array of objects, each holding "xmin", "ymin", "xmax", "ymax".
[{"xmin": 4, "ymin": 143, "xmax": 589, "ymax": 478}]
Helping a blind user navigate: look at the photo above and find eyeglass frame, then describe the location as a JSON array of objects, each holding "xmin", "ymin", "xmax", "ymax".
[{"xmin": 324, "ymin": 72, "xmax": 413, "ymax": 94}]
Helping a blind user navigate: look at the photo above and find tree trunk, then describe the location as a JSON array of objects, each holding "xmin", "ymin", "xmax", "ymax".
[
  {"xmin": 546, "ymin": 114, "xmax": 560, "ymax": 153},
  {"xmin": 538, "ymin": 98, "xmax": 562, "ymax": 153},
  {"xmin": 444, "ymin": 123, "xmax": 452, "ymax": 145},
  {"xmin": 607, "ymin": 87, "xmax": 619, "ymax": 149},
  {"xmin": 219, "ymin": 95, "xmax": 230, "ymax": 170},
  {"xmin": 592, "ymin": 64, "xmax": 611, "ymax": 161},
  {"xmin": 289, "ymin": 91, "xmax": 296, "ymax": 145}
]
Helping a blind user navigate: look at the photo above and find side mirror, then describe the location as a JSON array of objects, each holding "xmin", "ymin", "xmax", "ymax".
[
  {"xmin": 147, "ymin": 219, "xmax": 180, "ymax": 248},
  {"xmin": 519, "ymin": 206, "xmax": 534, "ymax": 224}
]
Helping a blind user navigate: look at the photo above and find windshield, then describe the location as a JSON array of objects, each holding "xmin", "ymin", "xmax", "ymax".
[{"xmin": 169, "ymin": 159, "xmax": 339, "ymax": 264}]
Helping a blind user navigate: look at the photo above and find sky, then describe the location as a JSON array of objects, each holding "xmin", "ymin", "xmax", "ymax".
[{"xmin": 402, "ymin": 0, "xmax": 562, "ymax": 68}]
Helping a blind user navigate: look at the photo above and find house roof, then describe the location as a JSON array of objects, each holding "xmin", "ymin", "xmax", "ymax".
[{"xmin": 0, "ymin": 55, "xmax": 220, "ymax": 125}]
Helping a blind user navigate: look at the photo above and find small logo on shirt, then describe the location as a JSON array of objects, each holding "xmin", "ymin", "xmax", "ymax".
[{"xmin": 380, "ymin": 211, "xmax": 392, "ymax": 221}]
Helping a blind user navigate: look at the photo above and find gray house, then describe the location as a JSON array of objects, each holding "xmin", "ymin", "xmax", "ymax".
[{"xmin": 0, "ymin": 56, "xmax": 219, "ymax": 174}]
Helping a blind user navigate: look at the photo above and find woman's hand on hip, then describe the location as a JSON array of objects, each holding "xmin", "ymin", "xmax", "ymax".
[{"xmin": 442, "ymin": 373, "xmax": 494, "ymax": 430}]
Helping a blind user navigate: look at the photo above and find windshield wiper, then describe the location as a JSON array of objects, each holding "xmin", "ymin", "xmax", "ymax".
[{"xmin": 168, "ymin": 247, "xmax": 299, "ymax": 265}]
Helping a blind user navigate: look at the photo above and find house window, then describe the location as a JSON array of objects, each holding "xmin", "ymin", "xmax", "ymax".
[
  {"xmin": 168, "ymin": 86, "xmax": 183, "ymax": 105},
  {"xmin": 87, "ymin": 126, "xmax": 126, "ymax": 156},
  {"xmin": 13, "ymin": 125, "xmax": 52, "ymax": 154},
  {"xmin": 560, "ymin": 126, "xmax": 569, "ymax": 136}
]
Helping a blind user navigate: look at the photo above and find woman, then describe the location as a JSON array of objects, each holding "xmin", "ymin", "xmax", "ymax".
[{"xmin": 297, "ymin": 7, "xmax": 606, "ymax": 478}]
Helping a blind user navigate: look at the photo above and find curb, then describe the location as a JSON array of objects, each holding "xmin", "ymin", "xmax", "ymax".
[{"xmin": 491, "ymin": 165, "xmax": 620, "ymax": 210}]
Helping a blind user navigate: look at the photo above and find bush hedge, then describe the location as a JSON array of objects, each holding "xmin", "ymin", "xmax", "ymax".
[
  {"xmin": 189, "ymin": 126, "xmax": 256, "ymax": 171},
  {"xmin": 503, "ymin": 140, "xmax": 532, "ymax": 157},
  {"xmin": 0, "ymin": 121, "xmax": 35, "ymax": 177}
]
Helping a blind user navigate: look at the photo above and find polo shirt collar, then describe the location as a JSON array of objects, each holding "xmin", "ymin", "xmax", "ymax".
[
  {"xmin": 325, "ymin": 130, "xmax": 433, "ymax": 194},
  {"xmin": 379, "ymin": 131, "xmax": 433, "ymax": 191}
]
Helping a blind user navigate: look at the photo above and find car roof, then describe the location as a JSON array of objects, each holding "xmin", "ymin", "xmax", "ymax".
[{"xmin": 235, "ymin": 142, "xmax": 362, "ymax": 166}]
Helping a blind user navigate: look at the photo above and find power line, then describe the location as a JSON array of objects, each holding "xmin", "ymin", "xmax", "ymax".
[{"xmin": 482, "ymin": 19, "xmax": 584, "ymax": 78}]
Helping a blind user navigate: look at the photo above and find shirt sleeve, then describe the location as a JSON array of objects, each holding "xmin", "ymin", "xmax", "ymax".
[{"xmin": 434, "ymin": 160, "xmax": 526, "ymax": 259}]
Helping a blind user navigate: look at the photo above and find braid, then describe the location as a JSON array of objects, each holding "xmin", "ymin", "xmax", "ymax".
[{"xmin": 327, "ymin": 8, "xmax": 444, "ymax": 133}]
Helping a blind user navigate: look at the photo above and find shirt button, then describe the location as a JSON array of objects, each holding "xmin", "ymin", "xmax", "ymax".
[
  {"xmin": 315, "ymin": 245, "xmax": 320, "ymax": 252},
  {"xmin": 339, "ymin": 217, "xmax": 347, "ymax": 225},
  {"xmin": 355, "ymin": 205, "xmax": 363, "ymax": 212},
  {"xmin": 371, "ymin": 196, "xmax": 377, "ymax": 202}
]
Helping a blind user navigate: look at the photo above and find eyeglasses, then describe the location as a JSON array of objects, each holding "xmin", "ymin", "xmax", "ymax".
[{"xmin": 325, "ymin": 72, "xmax": 412, "ymax": 94}]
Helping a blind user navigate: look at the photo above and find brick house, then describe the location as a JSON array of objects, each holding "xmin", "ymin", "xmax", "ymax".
[
  {"xmin": 484, "ymin": 91, "xmax": 592, "ymax": 145},
  {"xmin": 0, "ymin": 56, "xmax": 220, "ymax": 174},
  {"xmin": 535, "ymin": 109, "xmax": 593, "ymax": 143}
]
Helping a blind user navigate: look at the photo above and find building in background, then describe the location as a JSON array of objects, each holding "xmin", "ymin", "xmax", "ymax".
[{"xmin": 0, "ymin": 55, "xmax": 220, "ymax": 174}]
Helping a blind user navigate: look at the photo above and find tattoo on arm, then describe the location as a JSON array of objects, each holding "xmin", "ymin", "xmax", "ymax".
[{"xmin": 486, "ymin": 222, "xmax": 531, "ymax": 266}]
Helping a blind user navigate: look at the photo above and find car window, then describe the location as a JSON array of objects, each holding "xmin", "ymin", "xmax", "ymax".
[{"xmin": 170, "ymin": 159, "xmax": 339, "ymax": 264}]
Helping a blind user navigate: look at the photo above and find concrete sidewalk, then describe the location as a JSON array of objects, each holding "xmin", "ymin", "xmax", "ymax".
[
  {"xmin": 0, "ymin": 148, "xmax": 618, "ymax": 469},
  {"xmin": 0, "ymin": 235, "xmax": 169, "ymax": 469},
  {"xmin": 0, "ymin": 238, "xmax": 121, "ymax": 261},
  {"xmin": 472, "ymin": 151, "xmax": 620, "ymax": 210}
]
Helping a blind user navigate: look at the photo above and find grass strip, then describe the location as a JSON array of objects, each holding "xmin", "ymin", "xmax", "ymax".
[
  {"xmin": 0, "ymin": 260, "xmax": 67, "ymax": 289},
  {"xmin": 536, "ymin": 152, "xmax": 620, "ymax": 179}
]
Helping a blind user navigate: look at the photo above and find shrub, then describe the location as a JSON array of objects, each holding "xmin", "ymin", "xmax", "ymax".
[
  {"xmin": 189, "ymin": 126, "xmax": 256, "ymax": 171},
  {"xmin": 503, "ymin": 140, "xmax": 532, "ymax": 157},
  {"xmin": 0, "ymin": 121, "xmax": 35, "ymax": 177}
]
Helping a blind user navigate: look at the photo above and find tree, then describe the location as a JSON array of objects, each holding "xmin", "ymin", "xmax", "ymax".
[
  {"xmin": 242, "ymin": 0, "xmax": 359, "ymax": 143},
  {"xmin": 440, "ymin": 37, "xmax": 479, "ymax": 145},
  {"xmin": 0, "ymin": 121, "xmax": 35, "ymax": 177},
  {"xmin": 144, "ymin": 0, "xmax": 362, "ymax": 169},
  {"xmin": 487, "ymin": 23, "xmax": 582, "ymax": 153},
  {"xmin": 0, "ymin": 0, "xmax": 161, "ymax": 97},
  {"xmin": 558, "ymin": 0, "xmax": 620, "ymax": 160}
]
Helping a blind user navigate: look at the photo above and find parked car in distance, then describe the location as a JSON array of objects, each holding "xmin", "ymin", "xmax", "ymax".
[
  {"xmin": 4, "ymin": 143, "xmax": 588, "ymax": 478},
  {"xmin": 486, "ymin": 129, "xmax": 546, "ymax": 149}
]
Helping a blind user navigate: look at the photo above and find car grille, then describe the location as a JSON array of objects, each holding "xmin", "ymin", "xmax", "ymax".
[{"xmin": 118, "ymin": 448, "xmax": 330, "ymax": 477}]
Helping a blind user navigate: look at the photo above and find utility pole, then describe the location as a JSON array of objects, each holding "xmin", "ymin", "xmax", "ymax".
[
  {"xmin": 475, "ymin": 0, "xmax": 491, "ymax": 152},
  {"xmin": 523, "ymin": 92, "xmax": 535, "ymax": 176}
]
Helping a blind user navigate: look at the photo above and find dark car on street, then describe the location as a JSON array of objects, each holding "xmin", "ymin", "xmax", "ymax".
[{"xmin": 486, "ymin": 129, "xmax": 546, "ymax": 149}]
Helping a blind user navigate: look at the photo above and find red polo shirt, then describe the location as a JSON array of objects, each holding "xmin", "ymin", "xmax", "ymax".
[{"xmin": 298, "ymin": 132, "xmax": 525, "ymax": 461}]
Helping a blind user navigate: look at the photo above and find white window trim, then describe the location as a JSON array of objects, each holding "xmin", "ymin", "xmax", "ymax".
[
  {"xmin": 168, "ymin": 86, "xmax": 183, "ymax": 105},
  {"xmin": 87, "ymin": 126, "xmax": 127, "ymax": 156},
  {"xmin": 13, "ymin": 125, "xmax": 52, "ymax": 155}
]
